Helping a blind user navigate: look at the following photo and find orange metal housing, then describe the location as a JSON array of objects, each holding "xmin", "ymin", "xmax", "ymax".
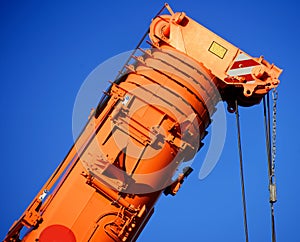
[{"xmin": 4, "ymin": 4, "xmax": 281, "ymax": 242}]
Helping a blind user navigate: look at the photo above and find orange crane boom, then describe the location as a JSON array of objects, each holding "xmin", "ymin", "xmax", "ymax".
[{"xmin": 4, "ymin": 4, "xmax": 281, "ymax": 242}]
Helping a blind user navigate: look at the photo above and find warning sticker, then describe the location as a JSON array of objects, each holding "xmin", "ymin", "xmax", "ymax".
[{"xmin": 209, "ymin": 41, "xmax": 227, "ymax": 59}]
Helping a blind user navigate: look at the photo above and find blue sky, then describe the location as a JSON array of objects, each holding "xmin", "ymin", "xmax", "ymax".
[{"xmin": 0, "ymin": 1, "xmax": 299, "ymax": 241}]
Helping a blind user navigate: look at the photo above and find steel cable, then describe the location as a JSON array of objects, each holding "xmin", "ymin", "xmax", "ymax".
[{"xmin": 235, "ymin": 100, "xmax": 249, "ymax": 242}]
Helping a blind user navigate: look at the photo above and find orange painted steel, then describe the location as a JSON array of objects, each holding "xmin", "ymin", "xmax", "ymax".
[{"xmin": 4, "ymin": 4, "xmax": 281, "ymax": 242}]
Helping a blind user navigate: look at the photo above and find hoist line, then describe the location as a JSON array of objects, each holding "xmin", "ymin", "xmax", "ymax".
[
  {"xmin": 271, "ymin": 205, "xmax": 276, "ymax": 242},
  {"xmin": 263, "ymin": 94, "xmax": 277, "ymax": 242},
  {"xmin": 234, "ymin": 100, "xmax": 249, "ymax": 242}
]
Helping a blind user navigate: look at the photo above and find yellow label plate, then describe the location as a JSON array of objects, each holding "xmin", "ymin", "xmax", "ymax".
[{"xmin": 209, "ymin": 41, "xmax": 227, "ymax": 59}]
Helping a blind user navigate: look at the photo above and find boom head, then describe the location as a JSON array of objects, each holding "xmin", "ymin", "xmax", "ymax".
[{"xmin": 149, "ymin": 6, "xmax": 282, "ymax": 110}]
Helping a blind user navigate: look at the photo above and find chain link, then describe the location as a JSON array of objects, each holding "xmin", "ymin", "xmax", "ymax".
[{"xmin": 271, "ymin": 89, "xmax": 278, "ymax": 179}]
